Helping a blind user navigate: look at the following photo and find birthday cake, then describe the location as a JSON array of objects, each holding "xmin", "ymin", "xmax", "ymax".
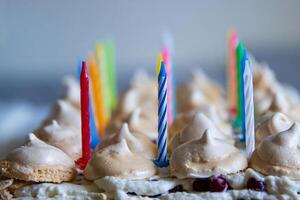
[{"xmin": 1, "ymin": 38, "xmax": 300, "ymax": 200}]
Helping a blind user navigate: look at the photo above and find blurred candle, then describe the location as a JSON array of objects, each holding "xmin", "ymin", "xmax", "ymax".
[
  {"xmin": 89, "ymin": 54, "xmax": 106, "ymax": 138},
  {"xmin": 104, "ymin": 40, "xmax": 117, "ymax": 110},
  {"xmin": 162, "ymin": 31, "xmax": 176, "ymax": 119},
  {"xmin": 95, "ymin": 43, "xmax": 109, "ymax": 129},
  {"xmin": 162, "ymin": 47, "xmax": 173, "ymax": 124},
  {"xmin": 235, "ymin": 42, "xmax": 244, "ymax": 130},
  {"xmin": 75, "ymin": 61, "xmax": 91, "ymax": 170},
  {"xmin": 156, "ymin": 53, "xmax": 163, "ymax": 77},
  {"xmin": 227, "ymin": 31, "xmax": 238, "ymax": 119}
]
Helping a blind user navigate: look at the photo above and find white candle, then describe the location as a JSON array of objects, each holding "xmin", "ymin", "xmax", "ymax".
[{"xmin": 243, "ymin": 52, "xmax": 255, "ymax": 159}]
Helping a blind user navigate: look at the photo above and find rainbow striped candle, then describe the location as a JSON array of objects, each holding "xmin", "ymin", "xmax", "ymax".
[
  {"xmin": 154, "ymin": 61, "xmax": 169, "ymax": 167},
  {"xmin": 242, "ymin": 50, "xmax": 255, "ymax": 159}
]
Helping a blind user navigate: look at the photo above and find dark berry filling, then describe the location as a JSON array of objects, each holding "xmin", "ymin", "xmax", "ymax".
[
  {"xmin": 210, "ymin": 175, "xmax": 229, "ymax": 192},
  {"xmin": 168, "ymin": 185, "xmax": 184, "ymax": 193},
  {"xmin": 193, "ymin": 177, "xmax": 211, "ymax": 192},
  {"xmin": 246, "ymin": 177, "xmax": 266, "ymax": 191}
]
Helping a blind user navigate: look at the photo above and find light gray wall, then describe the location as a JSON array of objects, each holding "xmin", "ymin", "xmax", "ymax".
[{"xmin": 0, "ymin": 0, "xmax": 299, "ymax": 96}]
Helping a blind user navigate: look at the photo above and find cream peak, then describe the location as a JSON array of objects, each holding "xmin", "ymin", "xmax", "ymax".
[
  {"xmin": 117, "ymin": 123, "xmax": 144, "ymax": 151},
  {"xmin": 269, "ymin": 112, "xmax": 292, "ymax": 133},
  {"xmin": 272, "ymin": 123, "xmax": 299, "ymax": 147},
  {"xmin": 198, "ymin": 129, "xmax": 215, "ymax": 145}
]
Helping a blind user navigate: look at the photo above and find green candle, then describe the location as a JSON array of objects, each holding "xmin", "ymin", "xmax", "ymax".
[
  {"xmin": 235, "ymin": 42, "xmax": 244, "ymax": 128},
  {"xmin": 105, "ymin": 40, "xmax": 117, "ymax": 110}
]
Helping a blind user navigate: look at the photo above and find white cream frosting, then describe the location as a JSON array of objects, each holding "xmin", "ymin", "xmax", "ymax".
[
  {"xmin": 98, "ymin": 123, "xmax": 156, "ymax": 159},
  {"xmin": 95, "ymin": 176, "xmax": 177, "ymax": 196},
  {"xmin": 36, "ymin": 120, "xmax": 82, "ymax": 160},
  {"xmin": 84, "ymin": 138, "xmax": 156, "ymax": 180},
  {"xmin": 170, "ymin": 129, "xmax": 247, "ymax": 179},
  {"xmin": 251, "ymin": 123, "xmax": 300, "ymax": 179},
  {"xmin": 6, "ymin": 134, "xmax": 75, "ymax": 168},
  {"xmin": 14, "ymin": 182, "xmax": 104, "ymax": 199},
  {"xmin": 255, "ymin": 112, "xmax": 293, "ymax": 145},
  {"xmin": 62, "ymin": 76, "xmax": 80, "ymax": 109},
  {"xmin": 169, "ymin": 113, "xmax": 234, "ymax": 151}
]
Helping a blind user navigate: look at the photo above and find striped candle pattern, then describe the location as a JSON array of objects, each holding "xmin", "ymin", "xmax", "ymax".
[
  {"xmin": 154, "ymin": 61, "xmax": 169, "ymax": 167},
  {"xmin": 242, "ymin": 51, "xmax": 255, "ymax": 159}
]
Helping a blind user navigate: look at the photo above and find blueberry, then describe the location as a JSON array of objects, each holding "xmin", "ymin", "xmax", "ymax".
[
  {"xmin": 246, "ymin": 177, "xmax": 266, "ymax": 191},
  {"xmin": 168, "ymin": 185, "xmax": 184, "ymax": 193},
  {"xmin": 127, "ymin": 192, "xmax": 137, "ymax": 196},
  {"xmin": 193, "ymin": 177, "xmax": 211, "ymax": 192},
  {"xmin": 147, "ymin": 194, "xmax": 162, "ymax": 198},
  {"xmin": 210, "ymin": 175, "xmax": 229, "ymax": 192}
]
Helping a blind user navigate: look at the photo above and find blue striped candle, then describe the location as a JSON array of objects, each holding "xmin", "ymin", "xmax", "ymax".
[
  {"xmin": 242, "ymin": 50, "xmax": 255, "ymax": 159},
  {"xmin": 154, "ymin": 61, "xmax": 169, "ymax": 167}
]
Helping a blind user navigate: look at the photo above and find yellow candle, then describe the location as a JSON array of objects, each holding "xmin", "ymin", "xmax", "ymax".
[
  {"xmin": 95, "ymin": 43, "xmax": 111, "ymax": 123},
  {"xmin": 156, "ymin": 53, "xmax": 163, "ymax": 77},
  {"xmin": 88, "ymin": 54, "xmax": 106, "ymax": 137}
]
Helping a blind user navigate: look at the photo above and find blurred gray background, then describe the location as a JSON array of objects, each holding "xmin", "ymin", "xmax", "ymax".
[{"xmin": 0, "ymin": 0, "xmax": 299, "ymax": 157}]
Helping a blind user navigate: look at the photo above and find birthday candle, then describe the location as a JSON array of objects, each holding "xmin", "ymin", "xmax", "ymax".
[
  {"xmin": 88, "ymin": 54, "xmax": 106, "ymax": 138},
  {"xmin": 227, "ymin": 31, "xmax": 238, "ymax": 119},
  {"xmin": 156, "ymin": 53, "xmax": 163, "ymax": 77},
  {"xmin": 242, "ymin": 50, "xmax": 255, "ymax": 159},
  {"xmin": 75, "ymin": 61, "xmax": 91, "ymax": 170},
  {"xmin": 95, "ymin": 43, "xmax": 110, "ymax": 127},
  {"xmin": 104, "ymin": 40, "xmax": 117, "ymax": 110},
  {"xmin": 154, "ymin": 61, "xmax": 169, "ymax": 167},
  {"xmin": 162, "ymin": 47, "xmax": 173, "ymax": 124},
  {"xmin": 162, "ymin": 31, "xmax": 176, "ymax": 118},
  {"xmin": 77, "ymin": 59, "xmax": 99, "ymax": 148},
  {"xmin": 235, "ymin": 42, "xmax": 244, "ymax": 129}
]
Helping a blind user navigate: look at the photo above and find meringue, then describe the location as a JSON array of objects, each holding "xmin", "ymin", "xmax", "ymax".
[
  {"xmin": 0, "ymin": 134, "xmax": 76, "ymax": 183},
  {"xmin": 98, "ymin": 123, "xmax": 156, "ymax": 159},
  {"xmin": 251, "ymin": 123, "xmax": 300, "ymax": 179},
  {"xmin": 35, "ymin": 120, "xmax": 82, "ymax": 160},
  {"xmin": 169, "ymin": 112, "xmax": 234, "ymax": 151},
  {"xmin": 170, "ymin": 130, "xmax": 247, "ymax": 179},
  {"xmin": 113, "ymin": 72, "xmax": 157, "ymax": 120},
  {"xmin": 169, "ymin": 106, "xmax": 232, "ymax": 140},
  {"xmin": 176, "ymin": 70, "xmax": 226, "ymax": 113},
  {"xmin": 106, "ymin": 107, "xmax": 157, "ymax": 141},
  {"xmin": 36, "ymin": 100, "xmax": 81, "ymax": 130},
  {"xmin": 84, "ymin": 139, "xmax": 156, "ymax": 180},
  {"xmin": 105, "ymin": 72, "xmax": 157, "ymax": 140},
  {"xmin": 62, "ymin": 76, "xmax": 81, "ymax": 109},
  {"xmin": 255, "ymin": 112, "xmax": 292, "ymax": 144}
]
